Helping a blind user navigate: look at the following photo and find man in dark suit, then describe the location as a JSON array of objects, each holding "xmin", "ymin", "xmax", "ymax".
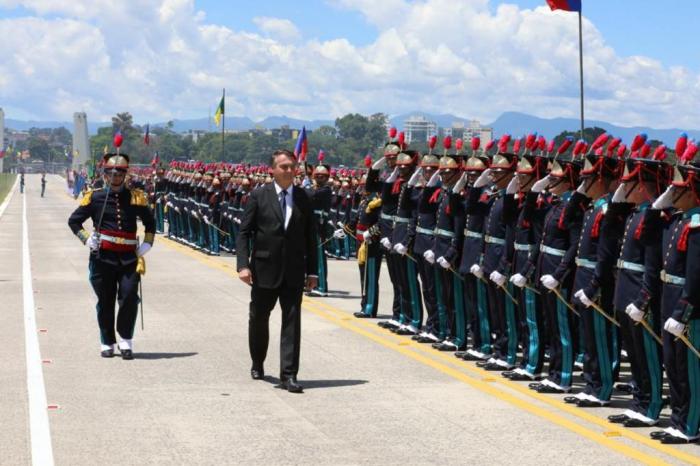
[{"xmin": 237, "ymin": 149, "xmax": 318, "ymax": 393}]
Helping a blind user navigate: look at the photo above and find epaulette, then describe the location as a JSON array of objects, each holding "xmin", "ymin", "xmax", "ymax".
[
  {"xmin": 130, "ymin": 188, "xmax": 148, "ymax": 207},
  {"xmin": 80, "ymin": 190, "xmax": 94, "ymax": 206},
  {"xmin": 366, "ymin": 198, "xmax": 382, "ymax": 213}
]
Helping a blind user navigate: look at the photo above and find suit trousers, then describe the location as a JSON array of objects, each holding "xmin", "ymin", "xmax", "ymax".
[{"xmin": 249, "ymin": 282, "xmax": 303, "ymax": 379}]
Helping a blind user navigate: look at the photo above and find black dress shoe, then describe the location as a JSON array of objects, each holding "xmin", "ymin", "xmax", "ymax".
[
  {"xmin": 395, "ymin": 327, "xmax": 418, "ymax": 336},
  {"xmin": 576, "ymin": 399, "xmax": 607, "ymax": 408},
  {"xmin": 623, "ymin": 418, "xmax": 656, "ymax": 428},
  {"xmin": 353, "ymin": 312, "xmax": 372, "ymax": 318},
  {"xmin": 251, "ymin": 368, "xmax": 264, "ymax": 380},
  {"xmin": 564, "ymin": 396, "xmax": 580, "ymax": 404},
  {"xmin": 482, "ymin": 362, "xmax": 506, "ymax": 371},
  {"xmin": 536, "ymin": 385, "xmax": 567, "ymax": 394},
  {"xmin": 508, "ymin": 372, "xmax": 539, "ymax": 381},
  {"xmin": 281, "ymin": 377, "xmax": 303, "ymax": 393},
  {"xmin": 101, "ymin": 349, "xmax": 115, "ymax": 358},
  {"xmin": 528, "ymin": 382, "xmax": 543, "ymax": 390},
  {"xmin": 660, "ymin": 435, "xmax": 697, "ymax": 444},
  {"xmin": 615, "ymin": 383, "xmax": 635, "ymax": 394},
  {"xmin": 121, "ymin": 349, "xmax": 134, "ymax": 360},
  {"xmin": 649, "ymin": 431, "xmax": 668, "ymax": 440},
  {"xmin": 607, "ymin": 414, "xmax": 630, "ymax": 424}
]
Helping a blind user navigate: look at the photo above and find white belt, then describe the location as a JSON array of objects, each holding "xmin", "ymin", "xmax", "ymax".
[
  {"xmin": 485, "ymin": 235, "xmax": 506, "ymax": 245},
  {"xmin": 661, "ymin": 270, "xmax": 685, "ymax": 285},
  {"xmin": 540, "ymin": 245, "xmax": 566, "ymax": 257},
  {"xmin": 575, "ymin": 258, "xmax": 597, "ymax": 269},
  {"xmin": 617, "ymin": 260, "xmax": 644, "ymax": 273},
  {"xmin": 99, "ymin": 234, "xmax": 138, "ymax": 245},
  {"xmin": 464, "ymin": 229, "xmax": 483, "ymax": 239},
  {"xmin": 416, "ymin": 226, "xmax": 434, "ymax": 235},
  {"xmin": 435, "ymin": 228, "xmax": 455, "ymax": 238},
  {"xmin": 380, "ymin": 213, "xmax": 394, "ymax": 221},
  {"xmin": 514, "ymin": 243, "xmax": 534, "ymax": 252},
  {"xmin": 394, "ymin": 217, "xmax": 410, "ymax": 224}
]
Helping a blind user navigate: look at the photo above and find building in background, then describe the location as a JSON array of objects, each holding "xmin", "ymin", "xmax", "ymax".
[
  {"xmin": 72, "ymin": 112, "xmax": 90, "ymax": 170},
  {"xmin": 404, "ymin": 115, "xmax": 438, "ymax": 144}
]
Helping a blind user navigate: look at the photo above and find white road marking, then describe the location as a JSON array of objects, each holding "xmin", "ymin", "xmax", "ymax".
[
  {"xmin": 0, "ymin": 176, "xmax": 19, "ymax": 219},
  {"xmin": 23, "ymin": 194, "xmax": 55, "ymax": 466}
]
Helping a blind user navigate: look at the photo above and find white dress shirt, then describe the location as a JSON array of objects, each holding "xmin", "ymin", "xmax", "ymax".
[{"xmin": 274, "ymin": 181, "xmax": 293, "ymax": 230}]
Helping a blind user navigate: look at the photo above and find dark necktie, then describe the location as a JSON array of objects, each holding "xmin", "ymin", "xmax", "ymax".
[{"xmin": 280, "ymin": 189, "xmax": 287, "ymax": 224}]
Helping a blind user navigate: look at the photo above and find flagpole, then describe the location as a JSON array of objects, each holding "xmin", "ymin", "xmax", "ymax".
[
  {"xmin": 221, "ymin": 88, "xmax": 226, "ymax": 160},
  {"xmin": 578, "ymin": 9, "xmax": 585, "ymax": 141}
]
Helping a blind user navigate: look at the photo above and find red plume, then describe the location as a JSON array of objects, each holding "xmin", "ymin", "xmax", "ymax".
[
  {"xmin": 590, "ymin": 133, "xmax": 610, "ymax": 152},
  {"xmin": 537, "ymin": 136, "xmax": 547, "ymax": 152},
  {"xmin": 556, "ymin": 137, "xmax": 574, "ymax": 155},
  {"xmin": 364, "ymin": 154, "xmax": 372, "ymax": 168},
  {"xmin": 606, "ymin": 137, "xmax": 621, "ymax": 155},
  {"xmin": 397, "ymin": 132, "xmax": 405, "ymax": 147},
  {"xmin": 471, "ymin": 137, "xmax": 481, "ymax": 151},
  {"xmin": 443, "ymin": 136, "xmax": 452, "ymax": 150},
  {"xmin": 681, "ymin": 141, "xmax": 699, "ymax": 163},
  {"xmin": 630, "ymin": 150, "xmax": 640, "ymax": 159},
  {"xmin": 497, "ymin": 134, "xmax": 511, "ymax": 154},
  {"xmin": 546, "ymin": 140, "xmax": 555, "ymax": 154},
  {"xmin": 525, "ymin": 133, "xmax": 537, "ymax": 151},
  {"xmin": 485, "ymin": 140, "xmax": 496, "ymax": 153},
  {"xmin": 616, "ymin": 144, "xmax": 627, "ymax": 158},
  {"xmin": 640, "ymin": 143, "xmax": 651, "ymax": 159},
  {"xmin": 573, "ymin": 140, "xmax": 586, "ymax": 157},
  {"xmin": 595, "ymin": 148, "xmax": 604, "ymax": 156},
  {"xmin": 428, "ymin": 135, "xmax": 437, "ymax": 152},
  {"xmin": 513, "ymin": 138, "xmax": 522, "ymax": 155},
  {"xmin": 455, "ymin": 138, "xmax": 463, "ymax": 152},
  {"xmin": 652, "ymin": 145, "xmax": 667, "ymax": 161},
  {"xmin": 388, "ymin": 127, "xmax": 397, "ymax": 139},
  {"xmin": 113, "ymin": 131, "xmax": 123, "ymax": 148},
  {"xmin": 630, "ymin": 133, "xmax": 647, "ymax": 152},
  {"xmin": 675, "ymin": 133, "xmax": 688, "ymax": 158},
  {"xmin": 318, "ymin": 150, "xmax": 325, "ymax": 162}
]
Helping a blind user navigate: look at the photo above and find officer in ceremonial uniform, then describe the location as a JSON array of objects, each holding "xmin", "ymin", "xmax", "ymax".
[
  {"xmin": 67, "ymin": 153, "xmax": 155, "ymax": 359},
  {"xmin": 306, "ymin": 164, "xmax": 334, "ymax": 297},
  {"xmin": 153, "ymin": 167, "xmax": 167, "ymax": 233}
]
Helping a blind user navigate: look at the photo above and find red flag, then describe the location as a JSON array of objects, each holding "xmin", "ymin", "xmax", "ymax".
[
  {"xmin": 546, "ymin": 0, "xmax": 581, "ymax": 12},
  {"xmin": 144, "ymin": 124, "xmax": 150, "ymax": 146}
]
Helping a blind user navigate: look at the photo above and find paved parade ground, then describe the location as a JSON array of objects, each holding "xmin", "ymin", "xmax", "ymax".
[{"xmin": 1, "ymin": 174, "xmax": 698, "ymax": 465}]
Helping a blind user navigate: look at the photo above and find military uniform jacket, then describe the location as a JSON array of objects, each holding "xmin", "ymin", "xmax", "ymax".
[
  {"xmin": 413, "ymin": 185, "xmax": 440, "ymax": 256},
  {"xmin": 366, "ymin": 168, "xmax": 399, "ymax": 240},
  {"xmin": 68, "ymin": 187, "xmax": 156, "ymax": 266},
  {"xmin": 482, "ymin": 189, "xmax": 514, "ymax": 276},
  {"xmin": 511, "ymin": 191, "xmax": 552, "ymax": 281},
  {"xmin": 568, "ymin": 192, "xmax": 610, "ymax": 299},
  {"xmin": 431, "ymin": 187, "xmax": 465, "ymax": 264},
  {"xmin": 458, "ymin": 186, "xmax": 491, "ymax": 274},
  {"xmin": 391, "ymin": 183, "xmax": 418, "ymax": 248},
  {"xmin": 307, "ymin": 185, "xmax": 333, "ymax": 239}
]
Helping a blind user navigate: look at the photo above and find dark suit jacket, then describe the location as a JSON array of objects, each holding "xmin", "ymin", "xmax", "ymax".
[{"xmin": 236, "ymin": 183, "xmax": 318, "ymax": 289}]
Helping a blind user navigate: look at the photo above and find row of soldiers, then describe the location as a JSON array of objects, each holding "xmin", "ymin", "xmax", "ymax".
[
  {"xmin": 337, "ymin": 130, "xmax": 700, "ymax": 445},
  {"xmin": 144, "ymin": 161, "xmax": 367, "ymax": 296}
]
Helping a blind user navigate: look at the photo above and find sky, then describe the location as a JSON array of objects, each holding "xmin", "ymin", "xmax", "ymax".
[{"xmin": 0, "ymin": 0, "xmax": 699, "ymax": 130}]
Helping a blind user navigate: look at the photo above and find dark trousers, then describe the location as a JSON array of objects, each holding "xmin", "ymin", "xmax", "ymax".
[
  {"xmin": 416, "ymin": 256, "xmax": 438, "ymax": 336},
  {"xmin": 435, "ymin": 268, "xmax": 454, "ymax": 341},
  {"xmin": 396, "ymin": 254, "xmax": 423, "ymax": 328},
  {"xmin": 249, "ymin": 283, "xmax": 303, "ymax": 379},
  {"xmin": 88, "ymin": 257, "xmax": 140, "ymax": 345},
  {"xmin": 466, "ymin": 276, "xmax": 491, "ymax": 354},
  {"xmin": 521, "ymin": 287, "xmax": 546, "ymax": 375},
  {"xmin": 359, "ymin": 242, "xmax": 381, "ymax": 316},
  {"xmin": 384, "ymin": 248, "xmax": 403, "ymax": 321},
  {"xmin": 544, "ymin": 289, "xmax": 577, "ymax": 388},
  {"xmin": 665, "ymin": 319, "xmax": 700, "ymax": 437},
  {"xmin": 487, "ymin": 282, "xmax": 518, "ymax": 365}
]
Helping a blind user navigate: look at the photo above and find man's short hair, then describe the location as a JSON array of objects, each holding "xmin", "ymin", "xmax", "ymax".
[{"xmin": 270, "ymin": 149, "xmax": 297, "ymax": 168}]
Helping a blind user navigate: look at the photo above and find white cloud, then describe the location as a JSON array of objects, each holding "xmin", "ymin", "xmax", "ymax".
[{"xmin": 0, "ymin": 0, "xmax": 698, "ymax": 130}]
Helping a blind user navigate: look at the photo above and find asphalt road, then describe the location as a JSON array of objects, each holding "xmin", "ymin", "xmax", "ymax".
[{"xmin": 1, "ymin": 175, "xmax": 698, "ymax": 465}]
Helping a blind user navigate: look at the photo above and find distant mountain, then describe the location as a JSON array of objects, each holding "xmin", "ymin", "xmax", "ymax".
[
  {"xmin": 488, "ymin": 111, "xmax": 699, "ymax": 146},
  {"xmin": 6, "ymin": 118, "xmax": 110, "ymax": 134}
]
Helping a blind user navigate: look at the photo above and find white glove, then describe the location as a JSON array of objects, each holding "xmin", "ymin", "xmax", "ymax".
[
  {"xmin": 174, "ymin": 207, "xmax": 181, "ymax": 213},
  {"xmin": 86, "ymin": 232, "xmax": 100, "ymax": 251},
  {"xmin": 336, "ymin": 221, "xmax": 344, "ymax": 228},
  {"xmin": 510, "ymin": 273, "xmax": 526, "ymax": 288},
  {"xmin": 385, "ymin": 167, "xmax": 399, "ymax": 183},
  {"xmin": 576, "ymin": 181, "xmax": 588, "ymax": 195},
  {"xmin": 490, "ymin": 270, "xmax": 506, "ymax": 286},
  {"xmin": 531, "ymin": 175, "xmax": 550, "ymax": 193},
  {"xmin": 664, "ymin": 317, "xmax": 685, "ymax": 337},
  {"xmin": 506, "ymin": 176, "xmax": 519, "ymax": 195},
  {"xmin": 652, "ymin": 186, "xmax": 674, "ymax": 210},
  {"xmin": 574, "ymin": 289, "xmax": 593, "ymax": 307},
  {"xmin": 203, "ymin": 216, "xmax": 210, "ymax": 224},
  {"xmin": 183, "ymin": 207, "xmax": 189, "ymax": 213},
  {"xmin": 136, "ymin": 242, "xmax": 152, "ymax": 257},
  {"xmin": 380, "ymin": 237, "xmax": 392, "ymax": 250},
  {"xmin": 362, "ymin": 230, "xmax": 371, "ymax": 241},
  {"xmin": 166, "ymin": 202, "xmax": 174, "ymax": 208},
  {"xmin": 393, "ymin": 243, "xmax": 407, "ymax": 255},
  {"xmin": 408, "ymin": 167, "xmax": 423, "ymax": 187},
  {"xmin": 625, "ymin": 303, "xmax": 644, "ymax": 323},
  {"xmin": 470, "ymin": 264, "xmax": 484, "ymax": 279},
  {"xmin": 452, "ymin": 172, "xmax": 468, "ymax": 193},
  {"xmin": 423, "ymin": 249, "xmax": 435, "ymax": 264},
  {"xmin": 156, "ymin": 198, "xmax": 162, "ymax": 204},
  {"xmin": 333, "ymin": 228, "xmax": 346, "ymax": 239},
  {"xmin": 540, "ymin": 274, "xmax": 559, "ymax": 290},
  {"xmin": 427, "ymin": 171, "xmax": 441, "ymax": 187},
  {"xmin": 612, "ymin": 183, "xmax": 628, "ymax": 203},
  {"xmin": 437, "ymin": 256, "xmax": 450, "ymax": 269},
  {"xmin": 372, "ymin": 157, "xmax": 387, "ymax": 170},
  {"xmin": 473, "ymin": 169, "xmax": 492, "ymax": 188}
]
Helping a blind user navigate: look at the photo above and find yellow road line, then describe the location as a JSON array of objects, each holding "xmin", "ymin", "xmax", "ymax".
[
  {"xmin": 160, "ymin": 238, "xmax": 695, "ymax": 465},
  {"xmin": 308, "ymin": 297, "xmax": 700, "ymax": 466}
]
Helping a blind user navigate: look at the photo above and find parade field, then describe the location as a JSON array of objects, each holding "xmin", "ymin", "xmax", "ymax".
[{"xmin": 2, "ymin": 175, "xmax": 698, "ymax": 465}]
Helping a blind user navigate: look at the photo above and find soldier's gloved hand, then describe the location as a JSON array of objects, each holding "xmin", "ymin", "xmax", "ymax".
[
  {"xmin": 531, "ymin": 175, "xmax": 551, "ymax": 193},
  {"xmin": 510, "ymin": 273, "xmax": 527, "ymax": 288},
  {"xmin": 423, "ymin": 249, "xmax": 435, "ymax": 264},
  {"xmin": 450, "ymin": 172, "xmax": 467, "ymax": 194},
  {"xmin": 612, "ymin": 183, "xmax": 629, "ymax": 203},
  {"xmin": 136, "ymin": 242, "xmax": 152, "ymax": 257},
  {"xmin": 437, "ymin": 256, "xmax": 450, "ymax": 270},
  {"xmin": 386, "ymin": 167, "xmax": 399, "ymax": 183},
  {"xmin": 372, "ymin": 157, "xmax": 387, "ymax": 171},
  {"xmin": 506, "ymin": 176, "xmax": 519, "ymax": 195},
  {"xmin": 408, "ymin": 167, "xmax": 423, "ymax": 187},
  {"xmin": 574, "ymin": 289, "xmax": 593, "ymax": 307},
  {"xmin": 333, "ymin": 228, "xmax": 346, "ymax": 239},
  {"xmin": 470, "ymin": 264, "xmax": 484, "ymax": 279},
  {"xmin": 362, "ymin": 230, "xmax": 371, "ymax": 242},
  {"xmin": 184, "ymin": 207, "xmax": 189, "ymax": 213},
  {"xmin": 203, "ymin": 216, "xmax": 210, "ymax": 224},
  {"xmin": 336, "ymin": 221, "xmax": 344, "ymax": 228},
  {"xmin": 426, "ymin": 171, "xmax": 441, "ymax": 187},
  {"xmin": 393, "ymin": 243, "xmax": 407, "ymax": 255},
  {"xmin": 489, "ymin": 270, "xmax": 506, "ymax": 287},
  {"xmin": 86, "ymin": 232, "xmax": 100, "ymax": 251},
  {"xmin": 174, "ymin": 207, "xmax": 181, "ymax": 213},
  {"xmin": 156, "ymin": 198, "xmax": 162, "ymax": 204},
  {"xmin": 473, "ymin": 169, "xmax": 492, "ymax": 188},
  {"xmin": 652, "ymin": 186, "xmax": 674, "ymax": 210},
  {"xmin": 663, "ymin": 317, "xmax": 685, "ymax": 337},
  {"xmin": 540, "ymin": 274, "xmax": 559, "ymax": 290},
  {"xmin": 136, "ymin": 256, "xmax": 146, "ymax": 275},
  {"xmin": 380, "ymin": 237, "xmax": 392, "ymax": 250},
  {"xmin": 625, "ymin": 303, "xmax": 644, "ymax": 323}
]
